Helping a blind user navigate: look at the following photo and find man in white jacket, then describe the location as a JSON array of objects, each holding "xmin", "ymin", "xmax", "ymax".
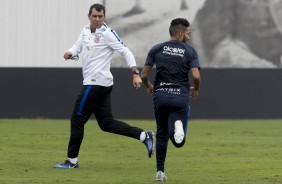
[{"xmin": 54, "ymin": 3, "xmax": 154, "ymax": 169}]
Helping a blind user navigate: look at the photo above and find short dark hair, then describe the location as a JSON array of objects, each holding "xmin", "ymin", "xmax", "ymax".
[
  {"xmin": 88, "ymin": 4, "xmax": 106, "ymax": 16},
  {"xmin": 169, "ymin": 18, "xmax": 190, "ymax": 36}
]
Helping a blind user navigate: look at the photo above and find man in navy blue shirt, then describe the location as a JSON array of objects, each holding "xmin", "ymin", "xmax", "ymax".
[{"xmin": 141, "ymin": 18, "xmax": 201, "ymax": 181}]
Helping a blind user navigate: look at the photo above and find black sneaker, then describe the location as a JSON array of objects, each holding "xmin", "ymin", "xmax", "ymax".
[
  {"xmin": 53, "ymin": 160, "xmax": 79, "ymax": 169},
  {"xmin": 143, "ymin": 131, "xmax": 155, "ymax": 158}
]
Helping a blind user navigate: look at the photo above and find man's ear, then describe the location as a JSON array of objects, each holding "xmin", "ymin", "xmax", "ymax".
[{"xmin": 177, "ymin": 31, "xmax": 184, "ymax": 40}]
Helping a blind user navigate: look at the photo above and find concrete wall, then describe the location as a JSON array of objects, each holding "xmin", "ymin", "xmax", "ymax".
[
  {"xmin": 1, "ymin": 0, "xmax": 281, "ymax": 119},
  {"xmin": 1, "ymin": 68, "xmax": 281, "ymax": 119},
  {"xmin": 0, "ymin": 0, "xmax": 205, "ymax": 68}
]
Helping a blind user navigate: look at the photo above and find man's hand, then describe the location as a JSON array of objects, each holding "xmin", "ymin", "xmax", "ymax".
[
  {"xmin": 64, "ymin": 52, "xmax": 72, "ymax": 60},
  {"xmin": 189, "ymin": 86, "xmax": 199, "ymax": 101},
  {"xmin": 133, "ymin": 74, "xmax": 142, "ymax": 89},
  {"xmin": 146, "ymin": 84, "xmax": 154, "ymax": 95}
]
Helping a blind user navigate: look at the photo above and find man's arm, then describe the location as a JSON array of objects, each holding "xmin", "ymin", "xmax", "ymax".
[
  {"xmin": 64, "ymin": 29, "xmax": 84, "ymax": 60},
  {"xmin": 105, "ymin": 29, "xmax": 137, "ymax": 68},
  {"xmin": 104, "ymin": 29, "xmax": 142, "ymax": 89},
  {"xmin": 190, "ymin": 67, "xmax": 201, "ymax": 101},
  {"xmin": 131, "ymin": 66, "xmax": 142, "ymax": 89},
  {"xmin": 141, "ymin": 66, "xmax": 154, "ymax": 95}
]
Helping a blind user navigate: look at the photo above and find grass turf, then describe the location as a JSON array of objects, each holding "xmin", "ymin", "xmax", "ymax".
[{"xmin": 0, "ymin": 119, "xmax": 282, "ymax": 184}]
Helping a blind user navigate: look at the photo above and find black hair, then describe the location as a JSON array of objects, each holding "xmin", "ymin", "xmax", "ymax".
[
  {"xmin": 169, "ymin": 18, "xmax": 190, "ymax": 36},
  {"xmin": 88, "ymin": 4, "xmax": 106, "ymax": 16}
]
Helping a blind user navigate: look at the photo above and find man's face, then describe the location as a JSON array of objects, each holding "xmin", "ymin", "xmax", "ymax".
[
  {"xmin": 182, "ymin": 27, "xmax": 191, "ymax": 43},
  {"xmin": 88, "ymin": 8, "xmax": 105, "ymax": 29}
]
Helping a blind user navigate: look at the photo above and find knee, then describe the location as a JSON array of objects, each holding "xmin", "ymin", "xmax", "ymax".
[
  {"xmin": 70, "ymin": 116, "xmax": 85, "ymax": 130},
  {"xmin": 71, "ymin": 112, "xmax": 88, "ymax": 126},
  {"xmin": 97, "ymin": 117, "xmax": 113, "ymax": 132},
  {"xmin": 156, "ymin": 131, "xmax": 169, "ymax": 143}
]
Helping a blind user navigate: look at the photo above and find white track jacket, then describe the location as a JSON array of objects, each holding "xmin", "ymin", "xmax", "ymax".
[{"xmin": 68, "ymin": 23, "xmax": 137, "ymax": 86}]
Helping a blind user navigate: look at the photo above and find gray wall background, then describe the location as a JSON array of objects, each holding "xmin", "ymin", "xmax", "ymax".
[
  {"xmin": 1, "ymin": 0, "xmax": 282, "ymax": 119},
  {"xmin": 1, "ymin": 68, "xmax": 281, "ymax": 119},
  {"xmin": 1, "ymin": 0, "xmax": 281, "ymax": 68},
  {"xmin": 0, "ymin": 0, "xmax": 205, "ymax": 68}
]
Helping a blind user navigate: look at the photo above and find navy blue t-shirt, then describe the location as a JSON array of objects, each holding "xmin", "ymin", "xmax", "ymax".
[{"xmin": 145, "ymin": 40, "xmax": 200, "ymax": 98}]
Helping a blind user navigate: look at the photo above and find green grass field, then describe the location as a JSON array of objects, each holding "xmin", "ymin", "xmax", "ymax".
[{"xmin": 0, "ymin": 119, "xmax": 282, "ymax": 184}]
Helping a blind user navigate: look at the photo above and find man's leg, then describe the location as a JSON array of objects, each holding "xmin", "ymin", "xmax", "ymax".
[
  {"xmin": 68, "ymin": 86, "xmax": 93, "ymax": 158},
  {"xmin": 156, "ymin": 130, "xmax": 169, "ymax": 172},
  {"xmin": 153, "ymin": 97, "xmax": 169, "ymax": 181},
  {"xmin": 93, "ymin": 86, "xmax": 143, "ymax": 138},
  {"xmin": 93, "ymin": 86, "xmax": 154, "ymax": 157},
  {"xmin": 54, "ymin": 86, "xmax": 93, "ymax": 168},
  {"xmin": 154, "ymin": 97, "xmax": 170, "ymax": 172},
  {"xmin": 168, "ymin": 97, "xmax": 189, "ymax": 148}
]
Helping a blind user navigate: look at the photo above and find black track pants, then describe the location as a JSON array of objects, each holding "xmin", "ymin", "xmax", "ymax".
[
  {"xmin": 154, "ymin": 95, "xmax": 190, "ymax": 172},
  {"xmin": 67, "ymin": 85, "xmax": 143, "ymax": 158}
]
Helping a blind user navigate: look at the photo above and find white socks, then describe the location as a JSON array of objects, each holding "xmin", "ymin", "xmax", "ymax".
[
  {"xmin": 69, "ymin": 158, "xmax": 78, "ymax": 164},
  {"xmin": 140, "ymin": 132, "xmax": 146, "ymax": 142},
  {"xmin": 68, "ymin": 132, "xmax": 147, "ymax": 164}
]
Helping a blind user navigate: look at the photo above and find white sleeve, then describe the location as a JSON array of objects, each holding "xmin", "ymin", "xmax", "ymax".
[
  {"xmin": 68, "ymin": 29, "xmax": 84, "ymax": 56},
  {"xmin": 105, "ymin": 29, "xmax": 137, "ymax": 68}
]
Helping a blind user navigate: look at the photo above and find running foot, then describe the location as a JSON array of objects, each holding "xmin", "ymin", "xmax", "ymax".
[
  {"xmin": 53, "ymin": 160, "xmax": 79, "ymax": 169},
  {"xmin": 174, "ymin": 120, "xmax": 184, "ymax": 144},
  {"xmin": 143, "ymin": 131, "xmax": 155, "ymax": 158},
  {"xmin": 156, "ymin": 171, "xmax": 167, "ymax": 182}
]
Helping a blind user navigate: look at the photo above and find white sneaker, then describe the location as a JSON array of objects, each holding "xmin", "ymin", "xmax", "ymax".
[
  {"xmin": 156, "ymin": 171, "xmax": 167, "ymax": 182},
  {"xmin": 174, "ymin": 120, "xmax": 184, "ymax": 144}
]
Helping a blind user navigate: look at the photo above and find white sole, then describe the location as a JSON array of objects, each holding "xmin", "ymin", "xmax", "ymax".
[{"xmin": 174, "ymin": 120, "xmax": 184, "ymax": 144}]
